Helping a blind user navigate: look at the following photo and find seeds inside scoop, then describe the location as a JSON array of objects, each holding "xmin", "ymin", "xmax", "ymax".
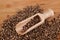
[
  {"xmin": 22, "ymin": 15, "xmax": 41, "ymax": 33},
  {"xmin": 15, "ymin": 13, "xmax": 41, "ymax": 35}
]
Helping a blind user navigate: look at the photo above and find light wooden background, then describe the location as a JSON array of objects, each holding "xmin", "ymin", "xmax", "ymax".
[{"xmin": 0, "ymin": 0, "xmax": 60, "ymax": 40}]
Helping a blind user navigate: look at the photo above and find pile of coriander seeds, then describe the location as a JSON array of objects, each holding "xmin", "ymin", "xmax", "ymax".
[{"xmin": 0, "ymin": 5, "xmax": 60, "ymax": 40}]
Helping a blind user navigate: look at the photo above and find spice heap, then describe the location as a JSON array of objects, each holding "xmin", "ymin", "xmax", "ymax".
[{"xmin": 0, "ymin": 5, "xmax": 60, "ymax": 40}]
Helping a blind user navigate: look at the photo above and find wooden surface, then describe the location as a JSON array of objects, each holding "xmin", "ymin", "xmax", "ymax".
[{"xmin": 0, "ymin": 0, "xmax": 60, "ymax": 40}]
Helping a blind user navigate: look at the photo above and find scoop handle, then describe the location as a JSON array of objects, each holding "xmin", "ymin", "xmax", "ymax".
[{"xmin": 41, "ymin": 9, "xmax": 54, "ymax": 20}]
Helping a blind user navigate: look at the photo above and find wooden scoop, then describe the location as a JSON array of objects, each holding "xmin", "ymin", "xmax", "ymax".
[{"xmin": 15, "ymin": 9, "xmax": 54, "ymax": 35}]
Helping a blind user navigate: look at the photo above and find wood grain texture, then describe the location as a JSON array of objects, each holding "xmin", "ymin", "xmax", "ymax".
[{"xmin": 0, "ymin": 0, "xmax": 60, "ymax": 40}]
